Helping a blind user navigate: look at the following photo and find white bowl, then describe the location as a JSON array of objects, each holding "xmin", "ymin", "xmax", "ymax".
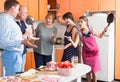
[{"xmin": 58, "ymin": 68, "xmax": 74, "ymax": 76}]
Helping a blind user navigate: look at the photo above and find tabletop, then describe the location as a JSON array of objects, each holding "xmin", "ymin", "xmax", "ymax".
[{"xmin": 32, "ymin": 64, "xmax": 91, "ymax": 82}]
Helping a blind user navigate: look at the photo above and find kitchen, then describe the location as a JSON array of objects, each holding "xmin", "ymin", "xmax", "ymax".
[{"xmin": 0, "ymin": 0, "xmax": 120, "ymax": 81}]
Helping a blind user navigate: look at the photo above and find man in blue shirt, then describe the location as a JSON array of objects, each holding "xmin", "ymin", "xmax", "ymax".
[{"xmin": 0, "ymin": 0, "xmax": 37, "ymax": 76}]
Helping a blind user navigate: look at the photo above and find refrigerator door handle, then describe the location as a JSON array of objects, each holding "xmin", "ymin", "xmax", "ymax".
[{"xmin": 104, "ymin": 35, "xmax": 109, "ymax": 37}]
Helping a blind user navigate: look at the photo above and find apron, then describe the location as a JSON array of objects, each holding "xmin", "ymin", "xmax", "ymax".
[{"xmin": 82, "ymin": 29, "xmax": 101, "ymax": 72}]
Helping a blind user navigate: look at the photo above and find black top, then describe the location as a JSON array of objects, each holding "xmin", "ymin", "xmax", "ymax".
[{"xmin": 62, "ymin": 25, "xmax": 79, "ymax": 62}]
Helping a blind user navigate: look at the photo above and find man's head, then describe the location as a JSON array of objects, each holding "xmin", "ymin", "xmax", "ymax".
[
  {"xmin": 17, "ymin": 5, "xmax": 28, "ymax": 20},
  {"xmin": 4, "ymin": 0, "xmax": 20, "ymax": 17}
]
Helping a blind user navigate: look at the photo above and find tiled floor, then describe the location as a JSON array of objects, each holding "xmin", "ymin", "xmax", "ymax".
[{"xmin": 82, "ymin": 78, "xmax": 120, "ymax": 82}]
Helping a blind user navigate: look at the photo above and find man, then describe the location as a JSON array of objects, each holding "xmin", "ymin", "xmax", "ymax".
[
  {"xmin": 0, "ymin": 0, "xmax": 37, "ymax": 76},
  {"xmin": 16, "ymin": 5, "xmax": 29, "ymax": 72},
  {"xmin": 16, "ymin": 5, "xmax": 39, "ymax": 72}
]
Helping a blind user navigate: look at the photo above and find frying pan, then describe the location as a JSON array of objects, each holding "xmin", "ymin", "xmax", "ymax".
[
  {"xmin": 26, "ymin": 16, "xmax": 34, "ymax": 25},
  {"xmin": 107, "ymin": 12, "xmax": 114, "ymax": 26}
]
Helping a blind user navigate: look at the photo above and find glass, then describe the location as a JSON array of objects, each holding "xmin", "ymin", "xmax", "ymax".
[{"xmin": 71, "ymin": 56, "xmax": 78, "ymax": 65}]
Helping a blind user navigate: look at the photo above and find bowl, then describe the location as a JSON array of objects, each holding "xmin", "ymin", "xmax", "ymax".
[{"xmin": 58, "ymin": 68, "xmax": 74, "ymax": 76}]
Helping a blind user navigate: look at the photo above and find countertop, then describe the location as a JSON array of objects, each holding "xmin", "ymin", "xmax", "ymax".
[{"xmin": 27, "ymin": 45, "xmax": 64, "ymax": 52}]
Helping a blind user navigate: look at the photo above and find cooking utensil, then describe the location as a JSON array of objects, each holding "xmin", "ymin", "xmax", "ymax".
[
  {"xmin": 26, "ymin": 16, "xmax": 34, "ymax": 25},
  {"xmin": 107, "ymin": 12, "xmax": 114, "ymax": 26}
]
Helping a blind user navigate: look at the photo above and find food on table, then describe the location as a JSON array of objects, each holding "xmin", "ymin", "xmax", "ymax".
[
  {"xmin": 38, "ymin": 61, "xmax": 58, "ymax": 72},
  {"xmin": 19, "ymin": 69, "xmax": 38, "ymax": 79},
  {"xmin": 57, "ymin": 60, "xmax": 74, "ymax": 76},
  {"xmin": 57, "ymin": 60, "xmax": 73, "ymax": 68}
]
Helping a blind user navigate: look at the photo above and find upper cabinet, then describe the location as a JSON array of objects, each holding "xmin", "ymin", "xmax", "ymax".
[
  {"xmin": 57, "ymin": 0, "xmax": 70, "ymax": 19},
  {"xmin": 19, "ymin": 0, "xmax": 48, "ymax": 20},
  {"xmin": 0, "ymin": 0, "xmax": 5, "ymax": 12},
  {"xmin": 99, "ymin": 0, "xmax": 115, "ymax": 11},
  {"xmin": 83, "ymin": 0, "xmax": 99, "ymax": 12},
  {"xmin": 57, "ymin": 0, "xmax": 115, "ymax": 20},
  {"xmin": 39, "ymin": 0, "xmax": 48, "ymax": 20}
]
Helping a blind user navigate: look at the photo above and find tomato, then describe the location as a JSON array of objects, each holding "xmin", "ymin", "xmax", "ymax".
[
  {"xmin": 57, "ymin": 62, "xmax": 64, "ymax": 68},
  {"xmin": 57, "ymin": 60, "xmax": 73, "ymax": 68}
]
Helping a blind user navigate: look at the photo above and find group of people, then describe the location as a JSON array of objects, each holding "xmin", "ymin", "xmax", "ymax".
[{"xmin": 0, "ymin": 0, "xmax": 109, "ymax": 82}]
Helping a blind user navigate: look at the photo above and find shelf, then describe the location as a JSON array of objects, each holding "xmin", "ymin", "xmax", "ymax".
[{"xmin": 48, "ymin": 9, "xmax": 58, "ymax": 11}]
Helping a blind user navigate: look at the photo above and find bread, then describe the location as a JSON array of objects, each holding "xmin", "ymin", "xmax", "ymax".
[{"xmin": 19, "ymin": 69, "xmax": 38, "ymax": 80}]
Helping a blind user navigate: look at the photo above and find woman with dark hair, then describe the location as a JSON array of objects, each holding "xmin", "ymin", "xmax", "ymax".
[{"xmin": 57, "ymin": 12, "xmax": 80, "ymax": 62}]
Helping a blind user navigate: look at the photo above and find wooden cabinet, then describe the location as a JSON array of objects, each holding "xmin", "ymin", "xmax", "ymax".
[
  {"xmin": 0, "ymin": 0, "xmax": 5, "ymax": 12},
  {"xmin": 57, "ymin": 0, "xmax": 115, "ymax": 20},
  {"xmin": 39, "ymin": 0, "xmax": 48, "ymax": 20},
  {"xmin": 25, "ymin": 52, "xmax": 35, "ymax": 71},
  {"xmin": 57, "ymin": 0, "xmax": 85, "ymax": 20},
  {"xmin": 56, "ymin": 49, "xmax": 63, "ymax": 62},
  {"xmin": 99, "ymin": 0, "xmax": 115, "ymax": 11},
  {"xmin": 115, "ymin": 0, "xmax": 120, "ymax": 80},
  {"xmin": 18, "ymin": 0, "xmax": 47, "ymax": 20}
]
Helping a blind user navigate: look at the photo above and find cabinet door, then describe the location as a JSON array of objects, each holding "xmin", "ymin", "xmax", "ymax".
[
  {"xmin": 115, "ymin": 0, "xmax": 120, "ymax": 79},
  {"xmin": 99, "ymin": 0, "xmax": 115, "ymax": 11},
  {"xmin": 18, "ymin": 0, "xmax": 28, "ymax": 7},
  {"xmin": 70, "ymin": 0, "xmax": 84, "ymax": 20},
  {"xmin": 56, "ymin": 49, "xmax": 63, "ymax": 62},
  {"xmin": 57, "ymin": 0, "xmax": 70, "ymax": 19},
  {"xmin": 28, "ymin": 0, "xmax": 39, "ymax": 20},
  {"xmin": 83, "ymin": 0, "xmax": 99, "ymax": 12},
  {"xmin": 0, "ymin": 0, "xmax": 5, "ymax": 12},
  {"xmin": 25, "ymin": 52, "xmax": 35, "ymax": 71},
  {"xmin": 39, "ymin": 0, "xmax": 48, "ymax": 20}
]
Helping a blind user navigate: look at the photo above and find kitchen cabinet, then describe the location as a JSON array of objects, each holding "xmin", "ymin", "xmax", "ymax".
[
  {"xmin": 115, "ymin": 0, "xmax": 120, "ymax": 80},
  {"xmin": 56, "ymin": 49, "xmax": 63, "ymax": 62},
  {"xmin": 83, "ymin": 0, "xmax": 99, "ymax": 12},
  {"xmin": 18, "ymin": 0, "xmax": 47, "ymax": 20},
  {"xmin": 57, "ymin": 0, "xmax": 70, "ymax": 20},
  {"xmin": 99, "ymin": 0, "xmax": 115, "ymax": 11},
  {"xmin": 25, "ymin": 51, "xmax": 35, "ymax": 71},
  {"xmin": 57, "ymin": 0, "xmax": 115, "ymax": 20},
  {"xmin": 39, "ymin": 0, "xmax": 48, "ymax": 20},
  {"xmin": 0, "ymin": 0, "xmax": 5, "ymax": 12}
]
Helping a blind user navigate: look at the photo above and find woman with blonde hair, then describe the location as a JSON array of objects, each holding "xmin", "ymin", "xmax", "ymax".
[{"xmin": 33, "ymin": 13, "xmax": 57, "ymax": 68}]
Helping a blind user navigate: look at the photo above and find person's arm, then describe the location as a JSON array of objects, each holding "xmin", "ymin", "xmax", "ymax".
[
  {"xmin": 50, "ymin": 27, "xmax": 57, "ymax": 44},
  {"xmin": 55, "ymin": 13, "xmax": 66, "ymax": 26},
  {"xmin": 93, "ymin": 26, "xmax": 108, "ymax": 38}
]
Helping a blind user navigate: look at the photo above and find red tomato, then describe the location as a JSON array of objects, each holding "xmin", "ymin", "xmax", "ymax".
[{"xmin": 57, "ymin": 62, "xmax": 64, "ymax": 68}]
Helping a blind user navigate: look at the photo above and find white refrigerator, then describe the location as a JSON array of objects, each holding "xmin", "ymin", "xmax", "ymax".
[{"xmin": 87, "ymin": 12, "xmax": 115, "ymax": 81}]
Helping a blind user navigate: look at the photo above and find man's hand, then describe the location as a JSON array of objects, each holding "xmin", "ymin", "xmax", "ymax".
[{"xmin": 22, "ymin": 39, "xmax": 38, "ymax": 48}]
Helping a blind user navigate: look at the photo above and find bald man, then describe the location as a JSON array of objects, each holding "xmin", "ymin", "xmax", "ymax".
[{"xmin": 16, "ymin": 5, "xmax": 29, "ymax": 72}]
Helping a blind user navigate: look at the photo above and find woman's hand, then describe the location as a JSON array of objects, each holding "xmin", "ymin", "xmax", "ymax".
[
  {"xmin": 65, "ymin": 36, "xmax": 72, "ymax": 42},
  {"xmin": 50, "ymin": 34, "xmax": 56, "ymax": 43},
  {"xmin": 28, "ymin": 34, "xmax": 40, "ymax": 40}
]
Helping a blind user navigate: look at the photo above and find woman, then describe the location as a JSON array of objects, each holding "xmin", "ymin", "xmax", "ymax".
[
  {"xmin": 33, "ymin": 13, "xmax": 57, "ymax": 68},
  {"xmin": 78, "ymin": 16, "xmax": 108, "ymax": 82},
  {"xmin": 57, "ymin": 12, "xmax": 80, "ymax": 62}
]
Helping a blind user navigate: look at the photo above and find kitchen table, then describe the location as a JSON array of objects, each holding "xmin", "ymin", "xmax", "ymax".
[{"xmin": 32, "ymin": 64, "xmax": 91, "ymax": 82}]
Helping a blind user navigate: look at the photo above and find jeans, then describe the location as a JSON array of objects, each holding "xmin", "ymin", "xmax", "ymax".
[{"xmin": 2, "ymin": 50, "xmax": 22, "ymax": 76}]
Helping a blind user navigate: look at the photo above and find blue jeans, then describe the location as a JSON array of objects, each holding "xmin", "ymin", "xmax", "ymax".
[{"xmin": 2, "ymin": 50, "xmax": 22, "ymax": 76}]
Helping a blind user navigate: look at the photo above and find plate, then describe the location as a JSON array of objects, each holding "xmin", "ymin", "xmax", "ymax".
[
  {"xmin": 37, "ymin": 70, "xmax": 58, "ymax": 74},
  {"xmin": 39, "ymin": 75, "xmax": 65, "ymax": 82}
]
